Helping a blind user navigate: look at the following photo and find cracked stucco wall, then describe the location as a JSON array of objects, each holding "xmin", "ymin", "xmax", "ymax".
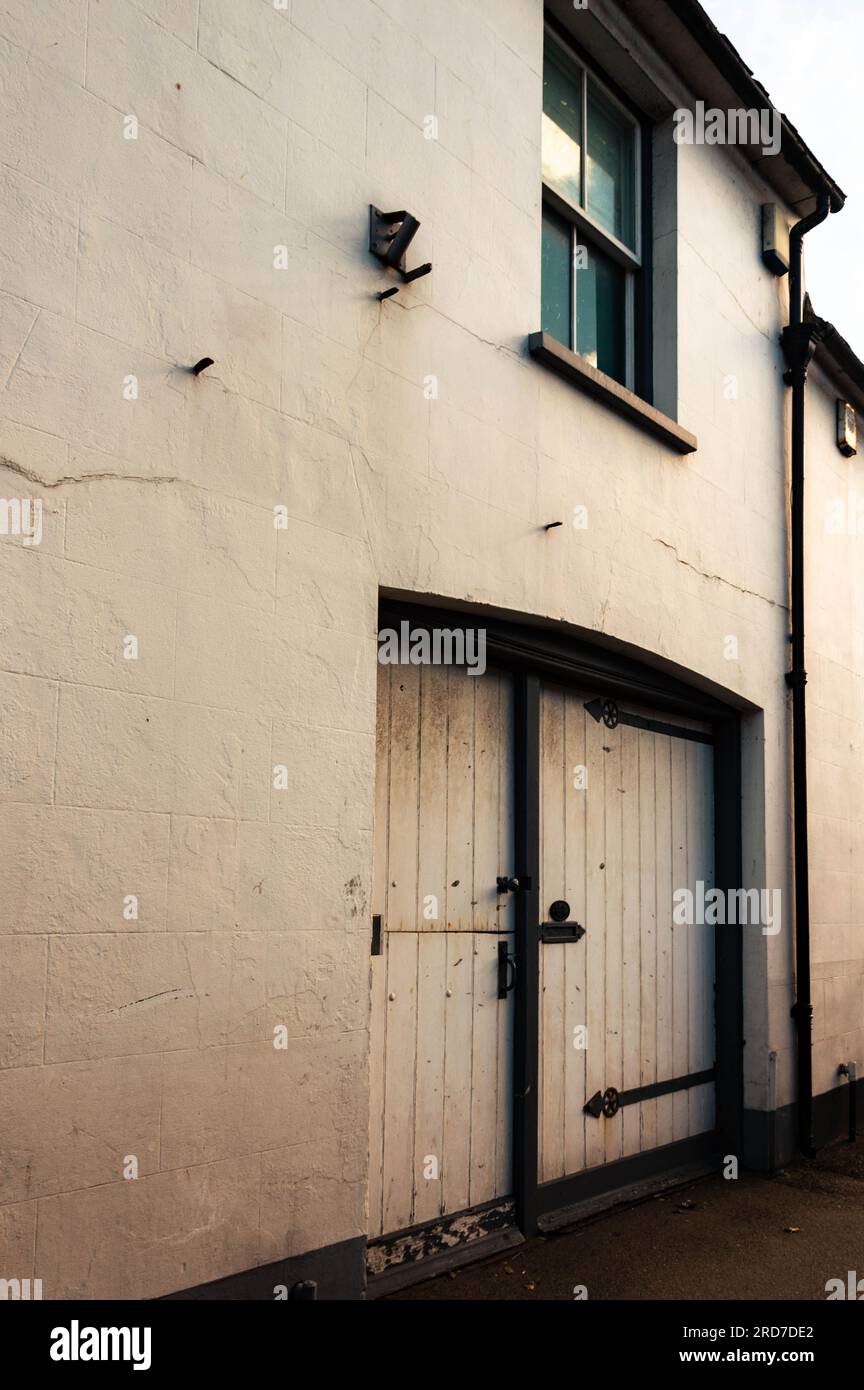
[{"xmin": 0, "ymin": 0, "xmax": 816, "ymax": 1296}]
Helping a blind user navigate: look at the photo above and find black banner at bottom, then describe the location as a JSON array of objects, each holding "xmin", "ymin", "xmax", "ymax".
[{"xmin": 4, "ymin": 1298, "xmax": 857, "ymax": 1376}]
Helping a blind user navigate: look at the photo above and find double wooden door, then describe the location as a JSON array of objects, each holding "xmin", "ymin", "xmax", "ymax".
[{"xmin": 369, "ymin": 661, "xmax": 717, "ymax": 1247}]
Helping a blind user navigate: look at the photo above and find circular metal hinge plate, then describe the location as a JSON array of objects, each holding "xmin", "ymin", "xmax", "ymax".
[
  {"xmin": 602, "ymin": 1087, "xmax": 620, "ymax": 1118},
  {"xmin": 601, "ymin": 699, "xmax": 619, "ymax": 729}
]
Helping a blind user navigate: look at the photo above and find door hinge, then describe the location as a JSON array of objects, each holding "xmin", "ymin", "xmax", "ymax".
[{"xmin": 584, "ymin": 1068, "xmax": 715, "ymax": 1118}]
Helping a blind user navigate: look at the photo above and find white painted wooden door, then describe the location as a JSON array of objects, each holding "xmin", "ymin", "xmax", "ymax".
[
  {"xmin": 538, "ymin": 683, "xmax": 715, "ymax": 1182},
  {"xmin": 369, "ymin": 661, "xmax": 515, "ymax": 1238}
]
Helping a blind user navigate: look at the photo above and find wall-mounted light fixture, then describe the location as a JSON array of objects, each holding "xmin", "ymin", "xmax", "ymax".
[
  {"xmin": 761, "ymin": 204, "xmax": 790, "ymax": 276},
  {"xmin": 837, "ymin": 399, "xmax": 858, "ymax": 457},
  {"xmin": 369, "ymin": 206, "xmax": 432, "ymax": 292}
]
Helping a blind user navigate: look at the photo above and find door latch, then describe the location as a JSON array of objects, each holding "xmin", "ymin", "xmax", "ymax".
[{"xmin": 496, "ymin": 876, "xmax": 531, "ymax": 893}]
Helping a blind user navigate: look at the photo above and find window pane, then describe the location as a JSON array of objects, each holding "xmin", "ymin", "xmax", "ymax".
[
  {"xmin": 542, "ymin": 45, "xmax": 582, "ymax": 207},
  {"xmin": 586, "ymin": 78, "xmax": 636, "ymax": 249},
  {"xmin": 542, "ymin": 205, "xmax": 572, "ymax": 348},
  {"xmin": 575, "ymin": 240, "xmax": 627, "ymax": 384}
]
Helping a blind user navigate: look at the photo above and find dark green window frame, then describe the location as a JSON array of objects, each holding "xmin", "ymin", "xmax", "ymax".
[{"xmin": 541, "ymin": 25, "xmax": 645, "ymax": 393}]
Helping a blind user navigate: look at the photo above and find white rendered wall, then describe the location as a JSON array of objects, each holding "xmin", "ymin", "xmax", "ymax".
[
  {"xmin": 806, "ymin": 365, "xmax": 864, "ymax": 1104},
  {"xmin": 0, "ymin": 0, "xmax": 814, "ymax": 1296}
]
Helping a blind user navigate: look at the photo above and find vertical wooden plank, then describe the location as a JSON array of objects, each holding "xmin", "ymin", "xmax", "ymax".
[
  {"xmin": 470, "ymin": 670, "xmax": 513, "ymax": 1201},
  {"xmin": 638, "ymin": 729, "xmax": 657, "ymax": 1151},
  {"xmin": 688, "ymin": 740, "xmax": 715, "ymax": 1136},
  {"xmin": 584, "ymin": 704, "xmax": 607, "ymax": 1171},
  {"xmin": 413, "ymin": 933, "xmax": 447, "ymax": 1223},
  {"xmin": 368, "ymin": 945, "xmax": 388, "ymax": 1239},
  {"xmin": 368, "ymin": 665, "xmax": 391, "ymax": 1236},
  {"xmin": 620, "ymin": 724, "xmax": 641, "ymax": 1158},
  {"xmin": 539, "ymin": 686, "xmax": 566, "ymax": 1182},
  {"xmin": 496, "ymin": 674, "xmax": 516, "ymax": 1197},
  {"xmin": 442, "ymin": 931, "xmax": 473, "ymax": 1215},
  {"xmin": 469, "ymin": 934, "xmax": 500, "ymax": 1205},
  {"xmin": 496, "ymin": 932, "xmax": 515, "ymax": 1197},
  {"xmin": 387, "ymin": 664, "xmax": 421, "ymax": 930},
  {"xmin": 473, "ymin": 672, "xmax": 504, "ymax": 933},
  {"xmin": 654, "ymin": 735, "xmax": 674, "ymax": 1147},
  {"xmin": 690, "ymin": 1080, "xmax": 715, "ymax": 1137},
  {"xmin": 671, "ymin": 739, "xmax": 689, "ymax": 1143},
  {"xmin": 498, "ymin": 675, "xmax": 516, "ymax": 938},
  {"xmin": 699, "ymin": 744, "xmax": 716, "ymax": 1082},
  {"xmin": 372, "ymin": 663, "xmax": 393, "ymax": 939},
  {"xmin": 445, "ymin": 666, "xmax": 475, "ymax": 932},
  {"xmin": 417, "ymin": 664, "xmax": 449, "ymax": 933},
  {"xmin": 381, "ymin": 932, "xmax": 419, "ymax": 1234},
  {"xmin": 563, "ymin": 695, "xmax": 588, "ymax": 1176},
  {"xmin": 514, "ymin": 672, "xmax": 540, "ymax": 1236},
  {"xmin": 604, "ymin": 729, "xmax": 624, "ymax": 1165},
  {"xmin": 686, "ymin": 740, "xmax": 701, "ymax": 1137}
]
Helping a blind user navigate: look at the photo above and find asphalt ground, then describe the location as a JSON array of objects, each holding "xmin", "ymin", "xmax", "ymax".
[{"xmin": 388, "ymin": 1135, "xmax": 864, "ymax": 1300}]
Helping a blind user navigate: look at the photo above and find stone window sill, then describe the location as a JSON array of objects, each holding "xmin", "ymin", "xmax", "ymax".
[{"xmin": 528, "ymin": 332, "xmax": 697, "ymax": 456}]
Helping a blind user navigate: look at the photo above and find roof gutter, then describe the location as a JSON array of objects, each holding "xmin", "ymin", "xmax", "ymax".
[
  {"xmin": 669, "ymin": 1, "xmax": 845, "ymax": 212},
  {"xmin": 620, "ymin": 0, "xmax": 846, "ymax": 216}
]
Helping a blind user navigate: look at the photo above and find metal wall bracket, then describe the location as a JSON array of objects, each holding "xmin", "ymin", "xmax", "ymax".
[
  {"xmin": 780, "ymin": 321, "xmax": 823, "ymax": 387},
  {"xmin": 369, "ymin": 205, "xmax": 432, "ymax": 286}
]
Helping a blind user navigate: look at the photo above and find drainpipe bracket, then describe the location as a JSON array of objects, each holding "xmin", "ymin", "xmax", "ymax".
[
  {"xmin": 784, "ymin": 669, "xmax": 807, "ymax": 691},
  {"xmin": 781, "ymin": 322, "xmax": 824, "ymax": 386}
]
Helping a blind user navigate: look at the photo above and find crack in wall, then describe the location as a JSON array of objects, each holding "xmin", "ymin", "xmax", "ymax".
[
  {"xmin": 652, "ymin": 535, "xmax": 787, "ymax": 609},
  {"xmin": 2, "ymin": 308, "xmax": 41, "ymax": 391},
  {"xmin": 0, "ymin": 455, "xmax": 179, "ymax": 489}
]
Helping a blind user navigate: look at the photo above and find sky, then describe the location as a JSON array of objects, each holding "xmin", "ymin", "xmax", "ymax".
[{"xmin": 700, "ymin": 0, "xmax": 863, "ymax": 355}]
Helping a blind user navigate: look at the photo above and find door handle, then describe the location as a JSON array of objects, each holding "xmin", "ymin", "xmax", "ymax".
[{"xmin": 497, "ymin": 940, "xmax": 516, "ymax": 999}]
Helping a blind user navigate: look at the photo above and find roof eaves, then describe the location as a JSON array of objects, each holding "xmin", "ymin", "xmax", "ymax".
[
  {"xmin": 621, "ymin": 0, "xmax": 846, "ymax": 213},
  {"xmin": 805, "ymin": 299, "xmax": 864, "ymax": 416}
]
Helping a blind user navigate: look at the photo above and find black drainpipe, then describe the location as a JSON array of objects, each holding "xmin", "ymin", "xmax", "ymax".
[{"xmin": 781, "ymin": 195, "xmax": 831, "ymax": 1158}]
